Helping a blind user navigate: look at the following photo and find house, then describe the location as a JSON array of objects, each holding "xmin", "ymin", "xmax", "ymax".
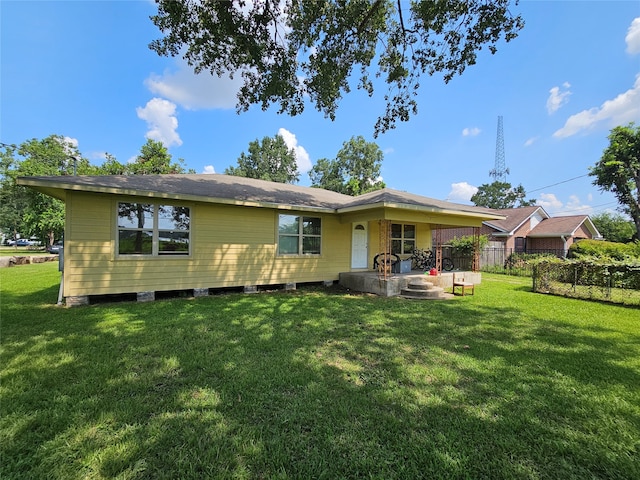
[
  {"xmin": 17, "ymin": 174, "xmax": 504, "ymax": 305},
  {"xmin": 437, "ymin": 205, "xmax": 601, "ymax": 256}
]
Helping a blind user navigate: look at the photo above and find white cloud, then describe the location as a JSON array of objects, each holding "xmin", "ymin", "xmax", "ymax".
[
  {"xmin": 447, "ymin": 182, "xmax": 478, "ymax": 202},
  {"xmin": 553, "ymin": 18, "xmax": 640, "ymax": 138},
  {"xmin": 563, "ymin": 195, "xmax": 592, "ymax": 215},
  {"xmin": 546, "ymin": 82, "xmax": 571, "ymax": 114},
  {"xmin": 537, "ymin": 192, "xmax": 592, "ymax": 216},
  {"xmin": 136, "ymin": 98, "xmax": 182, "ymax": 147},
  {"xmin": 553, "ymin": 75, "xmax": 640, "ymax": 138},
  {"xmin": 202, "ymin": 165, "xmax": 216, "ymax": 174},
  {"xmin": 145, "ymin": 60, "xmax": 243, "ymax": 110},
  {"xmin": 537, "ymin": 193, "xmax": 563, "ymax": 213},
  {"xmin": 462, "ymin": 127, "xmax": 481, "ymax": 137},
  {"xmin": 626, "ymin": 17, "xmax": 640, "ymax": 54},
  {"xmin": 524, "ymin": 136, "xmax": 539, "ymax": 147},
  {"xmin": 277, "ymin": 127, "xmax": 312, "ymax": 173},
  {"xmin": 62, "ymin": 136, "xmax": 79, "ymax": 149}
]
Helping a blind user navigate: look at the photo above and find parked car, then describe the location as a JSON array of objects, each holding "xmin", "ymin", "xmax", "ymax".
[
  {"xmin": 47, "ymin": 242, "xmax": 63, "ymax": 254},
  {"xmin": 15, "ymin": 239, "xmax": 33, "ymax": 246}
]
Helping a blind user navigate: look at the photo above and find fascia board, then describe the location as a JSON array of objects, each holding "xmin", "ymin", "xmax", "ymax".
[{"xmin": 337, "ymin": 201, "xmax": 506, "ymax": 220}]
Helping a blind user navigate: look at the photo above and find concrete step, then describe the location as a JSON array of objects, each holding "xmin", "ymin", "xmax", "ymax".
[
  {"xmin": 405, "ymin": 281, "xmax": 434, "ymax": 291},
  {"xmin": 400, "ymin": 286, "xmax": 444, "ymax": 298}
]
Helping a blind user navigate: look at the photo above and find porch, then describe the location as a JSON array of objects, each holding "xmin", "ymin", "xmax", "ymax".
[{"xmin": 339, "ymin": 270, "xmax": 481, "ymax": 297}]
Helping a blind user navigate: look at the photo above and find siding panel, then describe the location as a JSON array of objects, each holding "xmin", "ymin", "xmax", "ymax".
[{"xmin": 64, "ymin": 192, "xmax": 351, "ymax": 297}]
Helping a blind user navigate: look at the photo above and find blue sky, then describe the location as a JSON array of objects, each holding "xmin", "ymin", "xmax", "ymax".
[{"xmin": 2, "ymin": 1, "xmax": 639, "ymax": 217}]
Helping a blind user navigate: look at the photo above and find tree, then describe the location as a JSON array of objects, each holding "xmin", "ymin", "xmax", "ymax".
[
  {"xmin": 470, "ymin": 181, "xmax": 536, "ymax": 209},
  {"xmin": 225, "ymin": 134, "xmax": 299, "ymax": 184},
  {"xmin": 590, "ymin": 212, "xmax": 635, "ymax": 243},
  {"xmin": 0, "ymin": 135, "xmax": 95, "ymax": 246},
  {"xmin": 127, "ymin": 139, "xmax": 191, "ymax": 175},
  {"xmin": 1, "ymin": 137, "xmax": 192, "ymax": 247},
  {"xmin": 150, "ymin": 0, "xmax": 524, "ymax": 136},
  {"xmin": 590, "ymin": 123, "xmax": 640, "ymax": 240},
  {"xmin": 310, "ymin": 135, "xmax": 385, "ymax": 196}
]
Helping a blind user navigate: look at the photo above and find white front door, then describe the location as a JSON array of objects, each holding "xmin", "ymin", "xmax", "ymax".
[{"xmin": 351, "ymin": 223, "xmax": 368, "ymax": 269}]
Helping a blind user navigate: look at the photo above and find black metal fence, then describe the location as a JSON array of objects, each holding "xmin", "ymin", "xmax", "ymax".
[{"xmin": 532, "ymin": 260, "xmax": 640, "ymax": 306}]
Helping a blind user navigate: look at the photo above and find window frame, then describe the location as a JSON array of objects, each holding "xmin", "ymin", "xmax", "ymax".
[
  {"xmin": 277, "ymin": 214, "xmax": 322, "ymax": 256},
  {"xmin": 116, "ymin": 201, "xmax": 191, "ymax": 257},
  {"xmin": 391, "ymin": 223, "xmax": 416, "ymax": 255}
]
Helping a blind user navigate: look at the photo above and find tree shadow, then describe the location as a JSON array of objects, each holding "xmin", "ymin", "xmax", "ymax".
[{"xmin": 2, "ymin": 288, "xmax": 639, "ymax": 479}]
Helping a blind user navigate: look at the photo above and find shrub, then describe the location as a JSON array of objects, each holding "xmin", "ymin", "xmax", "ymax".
[
  {"xmin": 449, "ymin": 234, "xmax": 488, "ymax": 256},
  {"xmin": 568, "ymin": 239, "xmax": 640, "ymax": 261}
]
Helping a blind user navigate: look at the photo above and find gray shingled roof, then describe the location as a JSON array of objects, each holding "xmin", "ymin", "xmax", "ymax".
[
  {"xmin": 338, "ymin": 188, "xmax": 499, "ymax": 216},
  {"xmin": 18, "ymin": 174, "xmax": 352, "ymax": 210},
  {"xmin": 17, "ymin": 174, "xmax": 504, "ymax": 218}
]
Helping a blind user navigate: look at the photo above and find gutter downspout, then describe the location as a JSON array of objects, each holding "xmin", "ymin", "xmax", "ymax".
[{"xmin": 561, "ymin": 236, "xmax": 568, "ymax": 258}]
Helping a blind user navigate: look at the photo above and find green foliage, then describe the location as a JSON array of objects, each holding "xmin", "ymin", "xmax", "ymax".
[
  {"xmin": 0, "ymin": 135, "xmax": 95, "ymax": 245},
  {"xmin": 567, "ymin": 238, "xmax": 640, "ymax": 261},
  {"xmin": 590, "ymin": 211, "xmax": 635, "ymax": 243},
  {"xmin": 225, "ymin": 134, "xmax": 299, "ymax": 184},
  {"xmin": 449, "ymin": 234, "xmax": 488, "ymax": 256},
  {"xmin": 1, "ymin": 137, "xmax": 191, "ymax": 246},
  {"xmin": 471, "ymin": 181, "xmax": 536, "ymax": 209},
  {"xmin": 310, "ymin": 136, "xmax": 385, "ymax": 195},
  {"xmin": 127, "ymin": 139, "xmax": 191, "ymax": 175},
  {"xmin": 503, "ymin": 252, "xmax": 559, "ymax": 276},
  {"xmin": 590, "ymin": 123, "xmax": 640, "ymax": 240},
  {"xmin": 150, "ymin": 0, "xmax": 524, "ymax": 136},
  {"xmin": 533, "ymin": 259, "xmax": 640, "ymax": 303}
]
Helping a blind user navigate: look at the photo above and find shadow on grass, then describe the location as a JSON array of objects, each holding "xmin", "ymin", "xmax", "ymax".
[{"xmin": 2, "ymin": 285, "xmax": 639, "ymax": 479}]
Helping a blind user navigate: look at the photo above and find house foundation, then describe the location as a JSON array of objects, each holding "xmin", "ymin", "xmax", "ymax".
[
  {"xmin": 194, "ymin": 288, "xmax": 209, "ymax": 297},
  {"xmin": 137, "ymin": 291, "xmax": 155, "ymax": 302}
]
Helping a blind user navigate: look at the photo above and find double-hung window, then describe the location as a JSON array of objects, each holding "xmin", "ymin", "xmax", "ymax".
[
  {"xmin": 117, "ymin": 202, "xmax": 190, "ymax": 256},
  {"xmin": 391, "ymin": 223, "xmax": 416, "ymax": 254},
  {"xmin": 278, "ymin": 214, "xmax": 321, "ymax": 255}
]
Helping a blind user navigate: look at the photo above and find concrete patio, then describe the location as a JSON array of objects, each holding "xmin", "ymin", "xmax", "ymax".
[{"xmin": 339, "ymin": 270, "xmax": 481, "ymax": 297}]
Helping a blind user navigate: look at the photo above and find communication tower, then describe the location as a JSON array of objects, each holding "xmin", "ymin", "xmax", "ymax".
[{"xmin": 489, "ymin": 115, "xmax": 509, "ymax": 182}]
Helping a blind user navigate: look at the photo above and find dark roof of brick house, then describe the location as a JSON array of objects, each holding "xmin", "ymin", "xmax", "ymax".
[
  {"xmin": 527, "ymin": 215, "xmax": 600, "ymax": 237},
  {"xmin": 483, "ymin": 206, "xmax": 548, "ymax": 233}
]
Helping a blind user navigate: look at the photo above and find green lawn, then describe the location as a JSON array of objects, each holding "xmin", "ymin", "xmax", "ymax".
[{"xmin": 1, "ymin": 263, "xmax": 639, "ymax": 479}]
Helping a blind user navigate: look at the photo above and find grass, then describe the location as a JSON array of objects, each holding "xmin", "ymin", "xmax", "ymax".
[{"xmin": 1, "ymin": 263, "xmax": 639, "ymax": 479}]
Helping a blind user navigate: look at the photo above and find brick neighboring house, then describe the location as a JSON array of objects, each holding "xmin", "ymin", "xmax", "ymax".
[{"xmin": 437, "ymin": 206, "xmax": 601, "ymax": 257}]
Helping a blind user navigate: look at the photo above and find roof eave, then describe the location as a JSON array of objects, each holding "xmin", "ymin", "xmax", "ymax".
[
  {"xmin": 337, "ymin": 201, "xmax": 506, "ymax": 220},
  {"xmin": 16, "ymin": 178, "xmax": 337, "ymax": 214}
]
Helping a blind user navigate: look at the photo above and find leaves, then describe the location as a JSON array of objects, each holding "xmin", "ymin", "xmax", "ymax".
[
  {"xmin": 589, "ymin": 123, "xmax": 640, "ymax": 240},
  {"xmin": 471, "ymin": 181, "xmax": 535, "ymax": 209},
  {"xmin": 150, "ymin": 0, "xmax": 524, "ymax": 136},
  {"xmin": 309, "ymin": 135, "xmax": 385, "ymax": 195},
  {"xmin": 225, "ymin": 134, "xmax": 300, "ymax": 184}
]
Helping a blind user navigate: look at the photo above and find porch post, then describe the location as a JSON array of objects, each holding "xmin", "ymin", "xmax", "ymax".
[
  {"xmin": 378, "ymin": 219, "xmax": 391, "ymax": 279},
  {"xmin": 473, "ymin": 227, "xmax": 480, "ymax": 272},
  {"xmin": 434, "ymin": 226, "xmax": 442, "ymax": 272}
]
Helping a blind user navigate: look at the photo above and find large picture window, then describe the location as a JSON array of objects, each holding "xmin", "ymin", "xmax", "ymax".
[
  {"xmin": 278, "ymin": 214, "xmax": 321, "ymax": 255},
  {"xmin": 118, "ymin": 203, "xmax": 190, "ymax": 256},
  {"xmin": 391, "ymin": 223, "xmax": 416, "ymax": 254}
]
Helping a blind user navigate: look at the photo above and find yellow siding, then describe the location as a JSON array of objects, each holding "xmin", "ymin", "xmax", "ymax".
[{"xmin": 64, "ymin": 192, "xmax": 351, "ymax": 297}]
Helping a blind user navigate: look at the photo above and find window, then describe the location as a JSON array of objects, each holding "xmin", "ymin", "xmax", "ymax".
[
  {"xmin": 278, "ymin": 214, "xmax": 321, "ymax": 255},
  {"xmin": 514, "ymin": 236, "xmax": 526, "ymax": 253},
  {"xmin": 118, "ymin": 203, "xmax": 190, "ymax": 256},
  {"xmin": 391, "ymin": 223, "xmax": 416, "ymax": 254}
]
